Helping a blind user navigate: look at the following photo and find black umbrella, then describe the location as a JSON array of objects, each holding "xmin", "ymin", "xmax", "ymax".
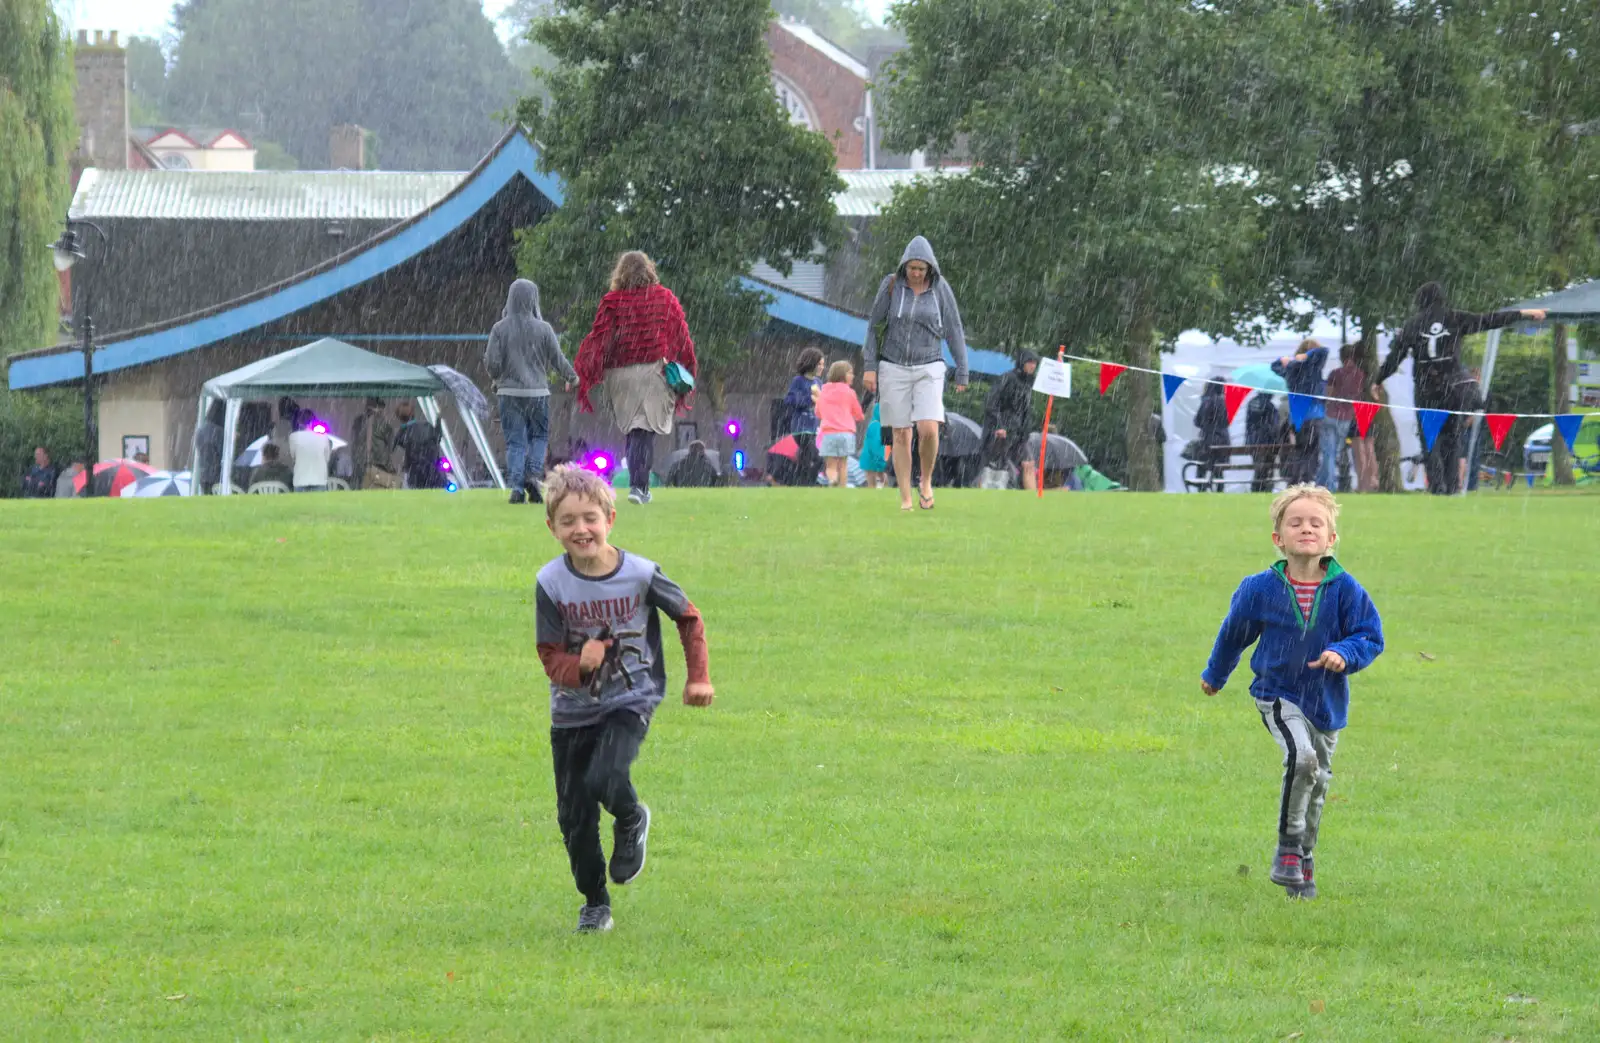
[
  {"xmin": 942, "ymin": 412, "xmax": 984, "ymax": 458},
  {"xmin": 1027, "ymin": 432, "xmax": 1090, "ymax": 470},
  {"xmin": 427, "ymin": 365, "xmax": 490, "ymax": 422},
  {"xmin": 661, "ymin": 447, "xmax": 722, "ymax": 474}
]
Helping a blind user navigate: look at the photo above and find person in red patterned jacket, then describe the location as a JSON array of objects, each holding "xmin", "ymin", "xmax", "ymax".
[{"xmin": 574, "ymin": 252, "xmax": 698, "ymax": 506}]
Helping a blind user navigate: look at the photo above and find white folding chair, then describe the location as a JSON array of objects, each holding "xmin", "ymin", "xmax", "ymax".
[
  {"xmin": 327, "ymin": 477, "xmax": 351, "ymax": 492},
  {"xmin": 247, "ymin": 481, "xmax": 291, "ymax": 495}
]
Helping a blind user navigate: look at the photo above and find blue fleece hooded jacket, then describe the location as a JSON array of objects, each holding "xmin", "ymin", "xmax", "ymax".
[{"xmin": 1202, "ymin": 558, "xmax": 1384, "ymax": 731}]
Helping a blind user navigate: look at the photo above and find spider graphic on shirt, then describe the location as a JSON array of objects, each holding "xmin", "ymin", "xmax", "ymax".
[{"xmin": 568, "ymin": 624, "xmax": 647, "ymax": 698}]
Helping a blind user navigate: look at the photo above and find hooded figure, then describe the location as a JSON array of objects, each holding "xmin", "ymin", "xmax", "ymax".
[
  {"xmin": 981, "ymin": 349, "xmax": 1039, "ymax": 483},
  {"xmin": 862, "ymin": 236, "xmax": 969, "ymax": 510},
  {"xmin": 1192, "ymin": 381, "xmax": 1232, "ymax": 491},
  {"xmin": 1377, "ymin": 282, "xmax": 1543, "ymax": 494},
  {"xmin": 486, "ymin": 278, "xmax": 579, "ymax": 503}
]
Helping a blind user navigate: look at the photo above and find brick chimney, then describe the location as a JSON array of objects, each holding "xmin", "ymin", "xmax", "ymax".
[
  {"xmin": 74, "ymin": 29, "xmax": 130, "ymax": 175},
  {"xmin": 330, "ymin": 125, "xmax": 367, "ymax": 170}
]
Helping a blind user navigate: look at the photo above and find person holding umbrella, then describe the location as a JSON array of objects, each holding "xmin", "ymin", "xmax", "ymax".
[
  {"xmin": 862, "ymin": 236, "xmax": 968, "ymax": 511},
  {"xmin": 574, "ymin": 252, "xmax": 698, "ymax": 506},
  {"xmin": 982, "ymin": 350, "xmax": 1039, "ymax": 490},
  {"xmin": 1377, "ymin": 282, "xmax": 1545, "ymax": 495}
]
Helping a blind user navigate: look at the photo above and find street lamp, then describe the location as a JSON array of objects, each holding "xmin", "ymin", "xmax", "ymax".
[{"xmin": 47, "ymin": 219, "xmax": 109, "ymax": 496}]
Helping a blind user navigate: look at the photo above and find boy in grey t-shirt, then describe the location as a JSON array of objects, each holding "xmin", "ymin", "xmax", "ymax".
[{"xmin": 535, "ymin": 467, "xmax": 713, "ymax": 932}]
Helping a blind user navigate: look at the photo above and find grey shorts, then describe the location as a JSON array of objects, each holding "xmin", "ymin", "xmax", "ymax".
[
  {"xmin": 876, "ymin": 361, "xmax": 945, "ymax": 429},
  {"xmin": 819, "ymin": 432, "xmax": 857, "ymax": 457}
]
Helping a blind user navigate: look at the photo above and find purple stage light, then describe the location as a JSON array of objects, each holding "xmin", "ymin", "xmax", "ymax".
[
  {"xmin": 724, "ymin": 418, "xmax": 742, "ymax": 439},
  {"xmin": 439, "ymin": 457, "xmax": 452, "ymax": 472}
]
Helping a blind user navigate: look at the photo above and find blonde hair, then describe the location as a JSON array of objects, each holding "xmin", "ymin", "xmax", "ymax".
[
  {"xmin": 1270, "ymin": 483, "xmax": 1339, "ymax": 533},
  {"xmin": 543, "ymin": 465, "xmax": 616, "ymax": 519},
  {"xmin": 826, "ymin": 360, "xmax": 853, "ymax": 383},
  {"xmin": 1297, "ymin": 338, "xmax": 1322, "ymax": 354},
  {"xmin": 609, "ymin": 251, "xmax": 660, "ymax": 292}
]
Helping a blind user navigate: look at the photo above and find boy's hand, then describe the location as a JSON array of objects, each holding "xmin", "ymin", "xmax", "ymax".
[
  {"xmin": 1201, "ymin": 682, "xmax": 1219, "ymax": 696},
  {"xmin": 578, "ymin": 639, "xmax": 611, "ymax": 673},
  {"xmin": 1309, "ymin": 650, "xmax": 1346, "ymax": 673},
  {"xmin": 683, "ymin": 682, "xmax": 715, "ymax": 707}
]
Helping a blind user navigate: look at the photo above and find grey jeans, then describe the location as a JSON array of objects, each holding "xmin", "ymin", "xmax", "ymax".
[{"xmin": 1257, "ymin": 697, "xmax": 1339, "ymax": 853}]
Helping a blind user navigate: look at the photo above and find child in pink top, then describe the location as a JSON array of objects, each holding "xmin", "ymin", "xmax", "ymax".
[{"xmin": 815, "ymin": 360, "xmax": 865, "ymax": 487}]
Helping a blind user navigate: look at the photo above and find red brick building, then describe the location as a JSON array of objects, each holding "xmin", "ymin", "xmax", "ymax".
[{"xmin": 767, "ymin": 20, "xmax": 871, "ymax": 170}]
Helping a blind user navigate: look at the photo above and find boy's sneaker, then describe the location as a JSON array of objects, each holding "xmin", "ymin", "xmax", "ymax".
[
  {"xmin": 627, "ymin": 490, "xmax": 645, "ymax": 506},
  {"xmin": 508, "ymin": 488, "xmax": 526, "ymax": 505},
  {"xmin": 526, "ymin": 481, "xmax": 543, "ymax": 504},
  {"xmin": 574, "ymin": 904, "xmax": 613, "ymax": 933},
  {"xmin": 1289, "ymin": 855, "xmax": 1317, "ymax": 899},
  {"xmin": 609, "ymin": 804, "xmax": 651, "ymax": 885},
  {"xmin": 1269, "ymin": 848, "xmax": 1305, "ymax": 887}
]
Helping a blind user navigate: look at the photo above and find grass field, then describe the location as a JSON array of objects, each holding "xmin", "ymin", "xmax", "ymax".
[{"xmin": 2, "ymin": 487, "xmax": 1597, "ymax": 1041}]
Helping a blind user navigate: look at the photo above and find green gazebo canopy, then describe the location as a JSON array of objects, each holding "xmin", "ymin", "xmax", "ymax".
[{"xmin": 201, "ymin": 338, "xmax": 446, "ymax": 400}]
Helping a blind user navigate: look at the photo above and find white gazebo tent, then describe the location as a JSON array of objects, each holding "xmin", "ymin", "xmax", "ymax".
[{"xmin": 193, "ymin": 338, "xmax": 504, "ymax": 494}]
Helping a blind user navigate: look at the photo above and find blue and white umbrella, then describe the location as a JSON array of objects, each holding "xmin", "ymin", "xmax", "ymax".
[
  {"xmin": 120, "ymin": 470, "xmax": 193, "ymax": 497},
  {"xmin": 235, "ymin": 434, "xmax": 271, "ymax": 469}
]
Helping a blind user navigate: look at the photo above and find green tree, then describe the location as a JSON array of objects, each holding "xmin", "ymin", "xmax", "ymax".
[
  {"xmin": 125, "ymin": 35, "xmax": 169, "ymax": 126},
  {"xmin": 515, "ymin": 0, "xmax": 844, "ymax": 409},
  {"xmin": 1256, "ymin": 1, "xmax": 1544, "ymax": 491},
  {"xmin": 874, "ymin": 0, "xmax": 1343, "ymax": 491},
  {"xmin": 771, "ymin": 0, "xmax": 904, "ymax": 53},
  {"xmin": 1491, "ymin": 1, "xmax": 1600, "ymax": 485},
  {"xmin": 1, "ymin": 0, "xmax": 74, "ymax": 358},
  {"xmin": 164, "ymin": 0, "xmax": 519, "ymax": 170},
  {"xmin": 0, "ymin": 0, "xmax": 78, "ymax": 494}
]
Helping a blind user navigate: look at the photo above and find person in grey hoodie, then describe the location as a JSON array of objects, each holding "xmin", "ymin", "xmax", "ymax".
[
  {"xmin": 486, "ymin": 279, "xmax": 579, "ymax": 504},
  {"xmin": 862, "ymin": 236, "xmax": 968, "ymax": 511}
]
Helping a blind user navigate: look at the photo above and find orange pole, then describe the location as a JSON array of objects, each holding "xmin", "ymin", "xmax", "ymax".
[{"xmin": 1037, "ymin": 346, "xmax": 1063, "ymax": 498}]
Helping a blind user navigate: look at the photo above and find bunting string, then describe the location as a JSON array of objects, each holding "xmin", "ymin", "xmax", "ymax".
[{"xmin": 1068, "ymin": 355, "xmax": 1580, "ymax": 422}]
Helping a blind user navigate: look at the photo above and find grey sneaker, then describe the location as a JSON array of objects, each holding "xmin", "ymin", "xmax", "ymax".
[
  {"xmin": 609, "ymin": 804, "xmax": 651, "ymax": 885},
  {"xmin": 1269, "ymin": 847, "xmax": 1305, "ymax": 887},
  {"xmin": 574, "ymin": 904, "xmax": 613, "ymax": 932},
  {"xmin": 1289, "ymin": 855, "xmax": 1317, "ymax": 899},
  {"xmin": 508, "ymin": 488, "xmax": 526, "ymax": 505},
  {"xmin": 627, "ymin": 489, "xmax": 645, "ymax": 506}
]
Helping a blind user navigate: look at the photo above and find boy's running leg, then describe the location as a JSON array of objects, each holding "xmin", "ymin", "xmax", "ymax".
[
  {"xmin": 1258, "ymin": 698, "xmax": 1320, "ymax": 886},
  {"xmin": 552, "ymin": 724, "xmax": 611, "ymax": 914},
  {"xmin": 1293, "ymin": 724, "xmax": 1339, "ymax": 898},
  {"xmin": 582, "ymin": 712, "xmax": 650, "ymax": 885}
]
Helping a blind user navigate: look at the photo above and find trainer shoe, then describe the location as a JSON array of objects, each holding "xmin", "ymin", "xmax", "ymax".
[
  {"xmin": 610, "ymin": 804, "xmax": 651, "ymax": 885},
  {"xmin": 1269, "ymin": 847, "xmax": 1304, "ymax": 887},
  {"xmin": 1289, "ymin": 855, "xmax": 1317, "ymax": 899},
  {"xmin": 574, "ymin": 904, "xmax": 613, "ymax": 933},
  {"xmin": 508, "ymin": 488, "xmax": 526, "ymax": 505},
  {"xmin": 627, "ymin": 489, "xmax": 645, "ymax": 506},
  {"xmin": 526, "ymin": 481, "xmax": 543, "ymax": 504}
]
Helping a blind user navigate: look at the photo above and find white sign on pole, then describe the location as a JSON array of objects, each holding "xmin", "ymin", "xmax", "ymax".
[{"xmin": 1032, "ymin": 357, "xmax": 1072, "ymax": 398}]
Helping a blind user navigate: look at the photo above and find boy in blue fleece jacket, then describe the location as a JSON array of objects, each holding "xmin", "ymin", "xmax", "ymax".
[{"xmin": 1202, "ymin": 484, "xmax": 1384, "ymax": 898}]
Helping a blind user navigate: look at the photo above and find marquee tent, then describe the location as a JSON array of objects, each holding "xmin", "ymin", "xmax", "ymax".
[{"xmin": 194, "ymin": 337, "xmax": 503, "ymax": 493}]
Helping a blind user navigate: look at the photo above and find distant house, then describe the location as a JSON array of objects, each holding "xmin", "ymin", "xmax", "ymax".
[{"xmin": 133, "ymin": 127, "xmax": 258, "ymax": 171}]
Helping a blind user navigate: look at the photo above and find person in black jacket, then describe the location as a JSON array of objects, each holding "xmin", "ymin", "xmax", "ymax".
[
  {"xmin": 1193, "ymin": 381, "xmax": 1231, "ymax": 491},
  {"xmin": 1377, "ymin": 282, "xmax": 1545, "ymax": 494},
  {"xmin": 1245, "ymin": 393, "xmax": 1286, "ymax": 493},
  {"xmin": 21, "ymin": 447, "xmax": 59, "ymax": 498},
  {"xmin": 981, "ymin": 350, "xmax": 1039, "ymax": 489}
]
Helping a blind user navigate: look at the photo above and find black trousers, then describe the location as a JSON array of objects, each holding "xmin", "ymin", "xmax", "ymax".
[
  {"xmin": 625, "ymin": 429, "xmax": 655, "ymax": 495},
  {"xmin": 1422, "ymin": 412, "xmax": 1463, "ymax": 495},
  {"xmin": 551, "ymin": 711, "xmax": 648, "ymax": 905},
  {"xmin": 1250, "ymin": 447, "xmax": 1278, "ymax": 493}
]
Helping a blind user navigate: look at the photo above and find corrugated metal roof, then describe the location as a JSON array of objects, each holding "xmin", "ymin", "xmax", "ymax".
[
  {"xmin": 750, "ymin": 259, "xmax": 827, "ymax": 299},
  {"xmin": 69, "ymin": 168, "xmax": 466, "ymax": 221},
  {"xmin": 833, "ymin": 168, "xmax": 968, "ymax": 217}
]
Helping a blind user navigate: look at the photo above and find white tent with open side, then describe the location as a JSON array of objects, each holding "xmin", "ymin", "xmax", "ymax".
[{"xmin": 192, "ymin": 337, "xmax": 503, "ymax": 494}]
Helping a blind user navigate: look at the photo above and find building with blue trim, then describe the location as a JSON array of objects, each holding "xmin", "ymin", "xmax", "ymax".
[{"xmin": 11, "ymin": 129, "xmax": 1008, "ymax": 471}]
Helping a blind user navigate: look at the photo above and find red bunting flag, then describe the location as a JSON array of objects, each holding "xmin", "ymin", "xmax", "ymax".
[
  {"xmin": 1223, "ymin": 383, "xmax": 1252, "ymax": 424},
  {"xmin": 1098, "ymin": 362, "xmax": 1127, "ymax": 395},
  {"xmin": 1485, "ymin": 413, "xmax": 1515, "ymax": 451},
  {"xmin": 1352, "ymin": 401, "xmax": 1380, "ymax": 439}
]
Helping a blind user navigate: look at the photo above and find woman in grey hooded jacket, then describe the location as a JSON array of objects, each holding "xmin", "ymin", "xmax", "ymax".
[
  {"xmin": 862, "ymin": 236, "xmax": 968, "ymax": 510},
  {"xmin": 486, "ymin": 278, "xmax": 578, "ymax": 504}
]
